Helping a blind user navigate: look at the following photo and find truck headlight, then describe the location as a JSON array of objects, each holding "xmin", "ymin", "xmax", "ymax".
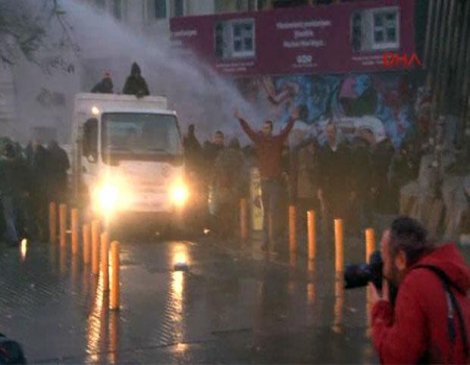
[
  {"xmin": 170, "ymin": 183, "xmax": 189, "ymax": 207},
  {"xmin": 98, "ymin": 184, "xmax": 119, "ymax": 212},
  {"xmin": 93, "ymin": 180, "xmax": 130, "ymax": 214}
]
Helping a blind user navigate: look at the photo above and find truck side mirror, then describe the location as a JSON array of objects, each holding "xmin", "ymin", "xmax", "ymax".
[{"xmin": 83, "ymin": 118, "xmax": 98, "ymax": 163}]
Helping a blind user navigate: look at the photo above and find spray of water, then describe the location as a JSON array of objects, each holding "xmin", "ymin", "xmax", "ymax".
[{"xmin": 11, "ymin": 0, "xmax": 265, "ymax": 145}]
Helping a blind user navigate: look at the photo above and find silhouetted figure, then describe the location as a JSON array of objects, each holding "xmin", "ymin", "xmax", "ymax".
[
  {"xmin": 91, "ymin": 72, "xmax": 114, "ymax": 93},
  {"xmin": 25, "ymin": 139, "xmax": 48, "ymax": 240},
  {"xmin": 45, "ymin": 140, "xmax": 70, "ymax": 204},
  {"xmin": 212, "ymin": 138, "xmax": 247, "ymax": 238},
  {"xmin": 0, "ymin": 144, "xmax": 28, "ymax": 246},
  {"xmin": 122, "ymin": 62, "xmax": 150, "ymax": 98},
  {"xmin": 183, "ymin": 124, "xmax": 203, "ymax": 174}
]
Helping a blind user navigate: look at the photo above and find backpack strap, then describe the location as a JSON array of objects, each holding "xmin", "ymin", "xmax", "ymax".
[{"xmin": 413, "ymin": 264, "xmax": 469, "ymax": 358}]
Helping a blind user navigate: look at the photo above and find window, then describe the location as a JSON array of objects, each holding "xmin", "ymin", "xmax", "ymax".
[
  {"xmin": 351, "ymin": 7, "xmax": 400, "ymax": 52},
  {"xmin": 215, "ymin": 19, "xmax": 255, "ymax": 59},
  {"xmin": 154, "ymin": 0, "xmax": 167, "ymax": 18},
  {"xmin": 83, "ymin": 118, "xmax": 98, "ymax": 161},
  {"xmin": 174, "ymin": 0, "xmax": 184, "ymax": 17},
  {"xmin": 351, "ymin": 12, "xmax": 362, "ymax": 52},
  {"xmin": 373, "ymin": 10, "xmax": 398, "ymax": 48},
  {"xmin": 101, "ymin": 113, "xmax": 183, "ymax": 161}
]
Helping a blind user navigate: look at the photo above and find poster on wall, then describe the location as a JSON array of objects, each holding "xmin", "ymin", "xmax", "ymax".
[{"xmin": 236, "ymin": 72, "xmax": 426, "ymax": 148}]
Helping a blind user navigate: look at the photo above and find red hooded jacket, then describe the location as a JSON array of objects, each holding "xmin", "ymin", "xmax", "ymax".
[{"xmin": 372, "ymin": 243, "xmax": 470, "ymax": 364}]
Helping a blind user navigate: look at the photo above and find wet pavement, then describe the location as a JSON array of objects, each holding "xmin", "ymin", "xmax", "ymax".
[{"xmin": 1, "ymin": 229, "xmax": 385, "ymax": 364}]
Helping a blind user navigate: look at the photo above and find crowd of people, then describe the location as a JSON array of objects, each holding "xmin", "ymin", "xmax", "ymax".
[
  {"xmin": 0, "ymin": 138, "xmax": 69, "ymax": 246},
  {"xmin": 183, "ymin": 110, "xmax": 423, "ymax": 245}
]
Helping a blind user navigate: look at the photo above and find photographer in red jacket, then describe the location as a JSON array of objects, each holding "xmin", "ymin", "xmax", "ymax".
[{"xmin": 370, "ymin": 216, "xmax": 470, "ymax": 364}]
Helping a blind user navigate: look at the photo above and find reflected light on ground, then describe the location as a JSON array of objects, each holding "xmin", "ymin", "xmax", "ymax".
[
  {"xmin": 86, "ymin": 275, "xmax": 106, "ymax": 363},
  {"xmin": 170, "ymin": 244, "xmax": 188, "ymax": 342},
  {"xmin": 108, "ymin": 311, "xmax": 119, "ymax": 364},
  {"xmin": 308, "ymin": 260, "xmax": 315, "ymax": 272},
  {"xmin": 176, "ymin": 342, "xmax": 188, "ymax": 353},
  {"xmin": 333, "ymin": 275, "xmax": 345, "ymax": 334},
  {"xmin": 20, "ymin": 239, "xmax": 27, "ymax": 262},
  {"xmin": 172, "ymin": 271, "xmax": 184, "ymax": 311},
  {"xmin": 307, "ymin": 283, "xmax": 315, "ymax": 305},
  {"xmin": 171, "ymin": 271, "xmax": 185, "ymax": 343}
]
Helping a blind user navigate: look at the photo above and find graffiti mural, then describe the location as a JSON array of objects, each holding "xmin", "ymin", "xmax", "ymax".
[{"xmin": 237, "ymin": 73, "xmax": 422, "ymax": 148}]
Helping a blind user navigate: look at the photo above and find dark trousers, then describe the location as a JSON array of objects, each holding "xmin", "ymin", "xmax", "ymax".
[{"xmin": 261, "ymin": 179, "xmax": 283, "ymax": 243}]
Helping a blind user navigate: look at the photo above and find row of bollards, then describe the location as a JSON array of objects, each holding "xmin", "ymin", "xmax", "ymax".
[
  {"xmin": 239, "ymin": 199, "xmax": 377, "ymax": 271},
  {"xmin": 48, "ymin": 202, "xmax": 120, "ymax": 311}
]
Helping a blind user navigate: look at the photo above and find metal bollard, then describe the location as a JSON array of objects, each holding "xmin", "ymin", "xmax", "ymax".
[
  {"xmin": 289, "ymin": 205, "xmax": 297, "ymax": 253},
  {"xmin": 91, "ymin": 220, "xmax": 101, "ymax": 275},
  {"xmin": 334, "ymin": 219, "xmax": 344, "ymax": 272},
  {"xmin": 82, "ymin": 224, "xmax": 91, "ymax": 264},
  {"xmin": 307, "ymin": 210, "xmax": 316, "ymax": 260},
  {"xmin": 71, "ymin": 209, "xmax": 79, "ymax": 255},
  {"xmin": 240, "ymin": 198, "xmax": 248, "ymax": 240},
  {"xmin": 101, "ymin": 232, "xmax": 109, "ymax": 291},
  {"xmin": 49, "ymin": 202, "xmax": 57, "ymax": 244},
  {"xmin": 110, "ymin": 241, "xmax": 120, "ymax": 311},
  {"xmin": 59, "ymin": 204, "xmax": 67, "ymax": 248},
  {"xmin": 365, "ymin": 228, "xmax": 376, "ymax": 263}
]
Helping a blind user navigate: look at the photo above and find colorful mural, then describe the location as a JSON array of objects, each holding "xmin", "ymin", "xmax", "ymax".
[{"xmin": 237, "ymin": 72, "xmax": 423, "ymax": 148}]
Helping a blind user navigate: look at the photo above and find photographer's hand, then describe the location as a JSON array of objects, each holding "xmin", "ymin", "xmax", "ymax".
[{"xmin": 368, "ymin": 280, "xmax": 390, "ymax": 304}]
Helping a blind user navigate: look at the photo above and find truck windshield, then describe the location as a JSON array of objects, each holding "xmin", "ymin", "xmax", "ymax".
[{"xmin": 101, "ymin": 112, "xmax": 183, "ymax": 161}]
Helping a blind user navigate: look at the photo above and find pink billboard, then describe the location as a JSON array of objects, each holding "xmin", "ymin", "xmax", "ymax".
[{"xmin": 170, "ymin": 0, "xmax": 417, "ymax": 76}]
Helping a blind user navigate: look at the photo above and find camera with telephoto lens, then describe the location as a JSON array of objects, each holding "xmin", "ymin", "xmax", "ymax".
[{"xmin": 344, "ymin": 250, "xmax": 383, "ymax": 290}]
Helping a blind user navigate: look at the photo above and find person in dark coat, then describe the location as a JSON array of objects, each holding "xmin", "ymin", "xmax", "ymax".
[
  {"xmin": 183, "ymin": 124, "xmax": 203, "ymax": 175},
  {"xmin": 0, "ymin": 144, "xmax": 28, "ymax": 246},
  {"xmin": 211, "ymin": 137, "xmax": 247, "ymax": 238},
  {"xmin": 349, "ymin": 135, "xmax": 373, "ymax": 233},
  {"xmin": 25, "ymin": 139, "xmax": 48, "ymax": 240},
  {"xmin": 45, "ymin": 140, "xmax": 70, "ymax": 204},
  {"xmin": 317, "ymin": 122, "xmax": 352, "ymax": 239},
  {"xmin": 122, "ymin": 62, "xmax": 150, "ymax": 97},
  {"xmin": 203, "ymin": 131, "xmax": 225, "ymax": 227},
  {"xmin": 91, "ymin": 72, "xmax": 113, "ymax": 93},
  {"xmin": 183, "ymin": 124, "xmax": 205, "ymax": 233}
]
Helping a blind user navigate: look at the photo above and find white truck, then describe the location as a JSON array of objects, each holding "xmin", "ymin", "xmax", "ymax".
[{"xmin": 71, "ymin": 93, "xmax": 188, "ymax": 232}]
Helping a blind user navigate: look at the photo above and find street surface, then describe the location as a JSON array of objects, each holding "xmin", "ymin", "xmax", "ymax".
[{"xmin": 1, "ymin": 229, "xmax": 390, "ymax": 364}]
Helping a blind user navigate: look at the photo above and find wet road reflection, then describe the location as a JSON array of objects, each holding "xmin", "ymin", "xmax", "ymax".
[
  {"xmin": 86, "ymin": 275, "xmax": 108, "ymax": 364},
  {"xmin": 0, "ymin": 236, "xmax": 381, "ymax": 364},
  {"xmin": 108, "ymin": 311, "xmax": 119, "ymax": 364},
  {"xmin": 333, "ymin": 274, "xmax": 345, "ymax": 334},
  {"xmin": 20, "ymin": 239, "xmax": 28, "ymax": 262}
]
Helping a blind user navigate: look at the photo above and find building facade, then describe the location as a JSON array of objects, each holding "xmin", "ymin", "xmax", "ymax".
[{"xmin": 170, "ymin": 0, "xmax": 430, "ymax": 148}]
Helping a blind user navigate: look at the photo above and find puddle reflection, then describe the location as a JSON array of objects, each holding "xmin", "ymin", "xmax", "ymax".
[
  {"xmin": 170, "ymin": 244, "xmax": 188, "ymax": 343},
  {"xmin": 108, "ymin": 311, "xmax": 119, "ymax": 364},
  {"xmin": 333, "ymin": 274, "xmax": 344, "ymax": 334},
  {"xmin": 19, "ymin": 239, "xmax": 28, "ymax": 262},
  {"xmin": 86, "ymin": 275, "xmax": 108, "ymax": 364},
  {"xmin": 307, "ymin": 283, "xmax": 315, "ymax": 306}
]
